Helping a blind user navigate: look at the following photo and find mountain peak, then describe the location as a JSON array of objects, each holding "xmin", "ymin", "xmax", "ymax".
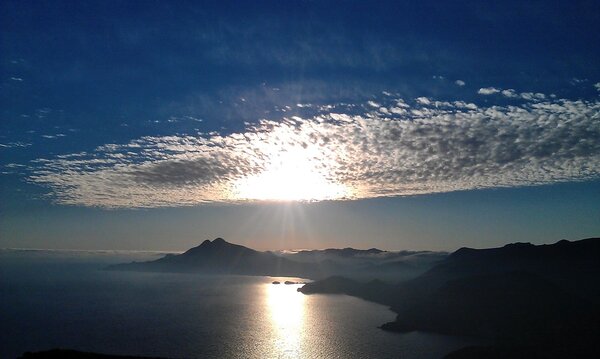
[
  {"xmin": 198, "ymin": 238, "xmax": 227, "ymax": 248},
  {"xmin": 187, "ymin": 238, "xmax": 231, "ymax": 254}
]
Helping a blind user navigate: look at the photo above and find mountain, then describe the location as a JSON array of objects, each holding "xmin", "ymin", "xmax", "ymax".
[
  {"xmin": 108, "ymin": 238, "xmax": 444, "ymax": 280},
  {"xmin": 419, "ymin": 238, "xmax": 600, "ymax": 301},
  {"xmin": 108, "ymin": 238, "xmax": 309, "ymax": 277},
  {"xmin": 299, "ymin": 237, "xmax": 600, "ymax": 358}
]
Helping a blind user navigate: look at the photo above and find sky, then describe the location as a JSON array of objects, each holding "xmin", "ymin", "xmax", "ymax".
[{"xmin": 1, "ymin": 0, "xmax": 600, "ymax": 252}]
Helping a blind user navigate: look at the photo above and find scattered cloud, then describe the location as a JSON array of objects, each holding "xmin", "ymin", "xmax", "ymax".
[
  {"xmin": 41, "ymin": 134, "xmax": 66, "ymax": 139},
  {"xmin": 520, "ymin": 92, "xmax": 546, "ymax": 101},
  {"xmin": 501, "ymin": 89, "xmax": 518, "ymax": 98},
  {"xmin": 27, "ymin": 91, "xmax": 600, "ymax": 208},
  {"xmin": 478, "ymin": 87, "xmax": 501, "ymax": 95},
  {"xmin": 571, "ymin": 78, "xmax": 588, "ymax": 84},
  {"xmin": 0, "ymin": 142, "xmax": 31, "ymax": 148},
  {"xmin": 415, "ymin": 97, "xmax": 431, "ymax": 105},
  {"xmin": 595, "ymin": 82, "xmax": 600, "ymax": 92},
  {"xmin": 479, "ymin": 87, "xmax": 549, "ymax": 101},
  {"xmin": 455, "ymin": 80, "xmax": 465, "ymax": 86}
]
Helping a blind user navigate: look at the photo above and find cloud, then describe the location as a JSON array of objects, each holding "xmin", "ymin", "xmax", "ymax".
[
  {"xmin": 478, "ymin": 87, "xmax": 501, "ymax": 95},
  {"xmin": 479, "ymin": 86, "xmax": 550, "ymax": 101},
  {"xmin": 519, "ymin": 92, "xmax": 546, "ymax": 101},
  {"xmin": 41, "ymin": 134, "xmax": 66, "ymax": 139},
  {"xmin": 415, "ymin": 97, "xmax": 431, "ymax": 105},
  {"xmin": 595, "ymin": 82, "xmax": 600, "ymax": 92},
  {"xmin": 501, "ymin": 89, "xmax": 518, "ymax": 98},
  {"xmin": 27, "ymin": 92, "xmax": 600, "ymax": 208},
  {"xmin": 0, "ymin": 142, "xmax": 31, "ymax": 148},
  {"xmin": 455, "ymin": 80, "xmax": 465, "ymax": 86}
]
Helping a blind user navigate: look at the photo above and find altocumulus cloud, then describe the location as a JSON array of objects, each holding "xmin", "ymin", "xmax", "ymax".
[{"xmin": 27, "ymin": 92, "xmax": 600, "ymax": 208}]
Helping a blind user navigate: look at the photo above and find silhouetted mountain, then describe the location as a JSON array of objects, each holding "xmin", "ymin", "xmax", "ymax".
[
  {"xmin": 419, "ymin": 238, "xmax": 600, "ymax": 301},
  {"xmin": 299, "ymin": 238, "xmax": 600, "ymax": 358},
  {"xmin": 108, "ymin": 238, "xmax": 443, "ymax": 280},
  {"xmin": 108, "ymin": 238, "xmax": 308, "ymax": 277}
]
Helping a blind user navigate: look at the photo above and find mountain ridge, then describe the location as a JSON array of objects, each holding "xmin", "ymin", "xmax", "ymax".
[
  {"xmin": 298, "ymin": 237, "xmax": 600, "ymax": 358},
  {"xmin": 107, "ymin": 238, "xmax": 440, "ymax": 280}
]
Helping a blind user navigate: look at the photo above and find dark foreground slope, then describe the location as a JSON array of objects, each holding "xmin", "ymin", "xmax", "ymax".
[
  {"xmin": 18, "ymin": 349, "xmax": 168, "ymax": 359},
  {"xmin": 299, "ymin": 238, "xmax": 600, "ymax": 358}
]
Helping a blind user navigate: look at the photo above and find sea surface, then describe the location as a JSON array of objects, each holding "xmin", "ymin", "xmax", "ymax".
[{"xmin": 0, "ymin": 250, "xmax": 479, "ymax": 359}]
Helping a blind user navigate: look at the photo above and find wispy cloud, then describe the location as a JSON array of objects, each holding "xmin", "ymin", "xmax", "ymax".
[
  {"xmin": 0, "ymin": 142, "xmax": 31, "ymax": 148},
  {"xmin": 27, "ymin": 91, "xmax": 600, "ymax": 208},
  {"xmin": 41, "ymin": 134, "xmax": 66, "ymax": 139}
]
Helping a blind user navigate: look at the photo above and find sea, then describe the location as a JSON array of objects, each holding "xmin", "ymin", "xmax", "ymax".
[{"xmin": 0, "ymin": 250, "xmax": 479, "ymax": 359}]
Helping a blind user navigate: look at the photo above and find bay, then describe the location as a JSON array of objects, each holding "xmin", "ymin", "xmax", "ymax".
[{"xmin": 0, "ymin": 250, "xmax": 478, "ymax": 358}]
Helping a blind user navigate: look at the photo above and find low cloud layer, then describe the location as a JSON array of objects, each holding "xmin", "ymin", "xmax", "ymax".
[{"xmin": 28, "ymin": 91, "xmax": 600, "ymax": 208}]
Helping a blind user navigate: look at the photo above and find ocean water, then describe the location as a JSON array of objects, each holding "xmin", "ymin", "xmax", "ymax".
[{"xmin": 0, "ymin": 250, "xmax": 478, "ymax": 358}]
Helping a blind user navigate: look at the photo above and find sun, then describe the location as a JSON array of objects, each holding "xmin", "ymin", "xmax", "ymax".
[{"xmin": 233, "ymin": 145, "xmax": 349, "ymax": 202}]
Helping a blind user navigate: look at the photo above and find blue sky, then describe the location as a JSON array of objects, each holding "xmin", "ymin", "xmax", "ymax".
[{"xmin": 1, "ymin": 1, "xmax": 599, "ymax": 251}]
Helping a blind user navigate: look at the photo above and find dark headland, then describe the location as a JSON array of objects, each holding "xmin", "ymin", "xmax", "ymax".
[{"xmin": 299, "ymin": 237, "xmax": 600, "ymax": 358}]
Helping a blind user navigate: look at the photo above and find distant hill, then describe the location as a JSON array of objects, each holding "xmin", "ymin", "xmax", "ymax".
[
  {"xmin": 281, "ymin": 246, "xmax": 447, "ymax": 281},
  {"xmin": 107, "ymin": 238, "xmax": 443, "ymax": 280},
  {"xmin": 108, "ymin": 238, "xmax": 309, "ymax": 277},
  {"xmin": 299, "ymin": 237, "xmax": 600, "ymax": 358},
  {"xmin": 288, "ymin": 247, "xmax": 384, "ymax": 261}
]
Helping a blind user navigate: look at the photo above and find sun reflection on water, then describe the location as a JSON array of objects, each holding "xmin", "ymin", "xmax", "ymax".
[{"xmin": 266, "ymin": 282, "xmax": 306, "ymax": 358}]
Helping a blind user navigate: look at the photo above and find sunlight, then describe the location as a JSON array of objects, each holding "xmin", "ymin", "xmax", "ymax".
[
  {"xmin": 266, "ymin": 282, "xmax": 306, "ymax": 358},
  {"xmin": 234, "ymin": 145, "xmax": 350, "ymax": 201}
]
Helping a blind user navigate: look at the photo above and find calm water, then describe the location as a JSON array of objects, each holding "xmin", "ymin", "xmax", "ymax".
[{"xmin": 0, "ymin": 251, "xmax": 478, "ymax": 358}]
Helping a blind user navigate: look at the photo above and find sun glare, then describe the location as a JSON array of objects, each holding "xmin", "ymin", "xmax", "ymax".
[
  {"xmin": 266, "ymin": 282, "xmax": 306, "ymax": 358},
  {"xmin": 234, "ymin": 146, "xmax": 349, "ymax": 202}
]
